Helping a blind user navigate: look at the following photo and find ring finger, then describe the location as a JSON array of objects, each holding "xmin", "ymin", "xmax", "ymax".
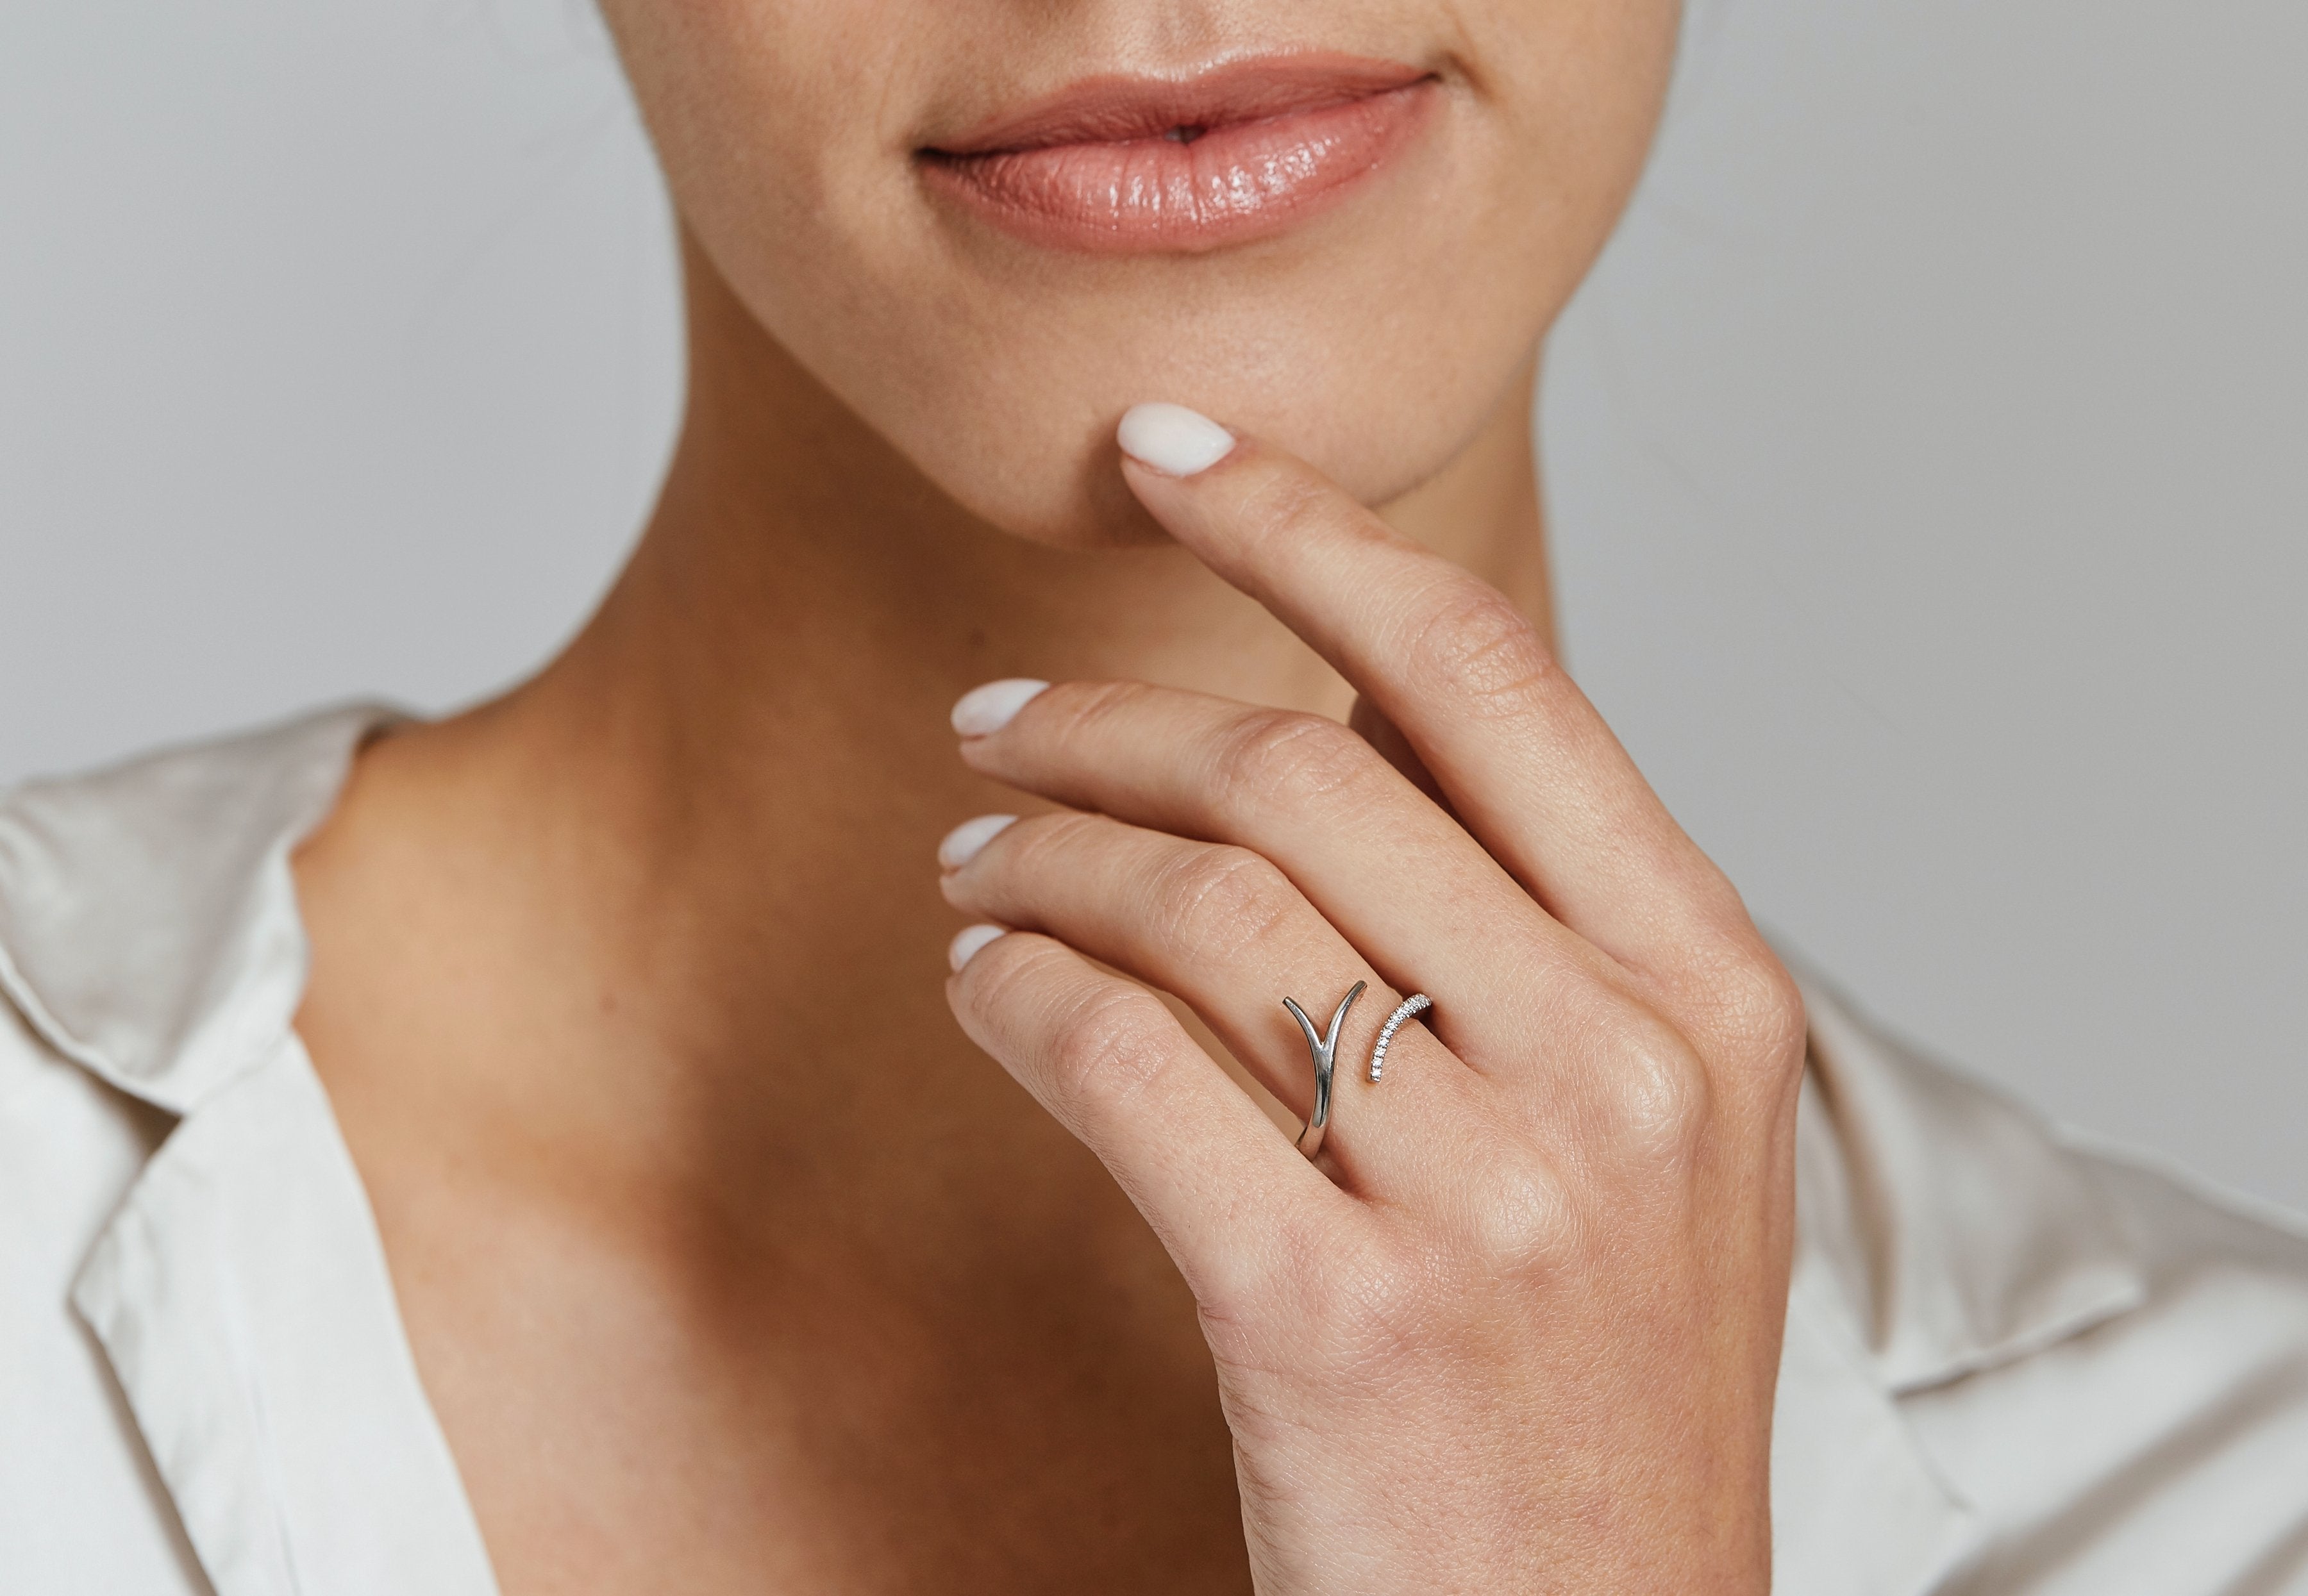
[{"xmin": 939, "ymin": 808, "xmax": 1478, "ymax": 1196}]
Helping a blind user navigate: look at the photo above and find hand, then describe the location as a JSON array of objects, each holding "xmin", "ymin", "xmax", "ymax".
[{"xmin": 937, "ymin": 404, "xmax": 1806, "ymax": 1593}]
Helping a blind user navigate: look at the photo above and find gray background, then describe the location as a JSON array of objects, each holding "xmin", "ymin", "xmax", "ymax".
[{"xmin": 3, "ymin": 2, "xmax": 2302, "ymax": 1213}]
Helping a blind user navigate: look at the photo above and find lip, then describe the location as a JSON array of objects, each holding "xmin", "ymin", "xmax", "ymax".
[{"xmin": 918, "ymin": 55, "xmax": 1440, "ymax": 254}]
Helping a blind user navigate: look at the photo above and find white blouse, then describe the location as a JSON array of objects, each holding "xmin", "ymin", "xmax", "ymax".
[{"xmin": 2, "ymin": 706, "xmax": 2305, "ymax": 1595}]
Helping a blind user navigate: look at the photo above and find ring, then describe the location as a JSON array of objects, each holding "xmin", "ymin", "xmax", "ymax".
[
  {"xmin": 1368, "ymin": 994, "xmax": 1432, "ymax": 1083},
  {"xmin": 1282, "ymin": 980, "xmax": 1364, "ymax": 1160}
]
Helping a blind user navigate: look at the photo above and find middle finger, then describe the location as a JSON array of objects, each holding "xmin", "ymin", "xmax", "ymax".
[{"xmin": 954, "ymin": 677, "xmax": 1633, "ymax": 1077}]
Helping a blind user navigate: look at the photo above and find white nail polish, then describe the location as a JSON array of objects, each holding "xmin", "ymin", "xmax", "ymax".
[
  {"xmin": 1117, "ymin": 403, "xmax": 1236, "ymax": 478},
  {"xmin": 951, "ymin": 678, "xmax": 1050, "ymax": 737},
  {"xmin": 938, "ymin": 813, "xmax": 1017, "ymax": 870},
  {"xmin": 948, "ymin": 922, "xmax": 1007, "ymax": 971}
]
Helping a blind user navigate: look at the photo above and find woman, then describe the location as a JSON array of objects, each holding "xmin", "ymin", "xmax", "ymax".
[{"xmin": 4, "ymin": 1, "xmax": 2305, "ymax": 1592}]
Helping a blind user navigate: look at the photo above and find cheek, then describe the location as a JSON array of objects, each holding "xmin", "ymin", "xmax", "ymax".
[
  {"xmin": 607, "ymin": 0, "xmax": 913, "ymax": 278},
  {"xmin": 1482, "ymin": 0, "xmax": 1682, "ymax": 223}
]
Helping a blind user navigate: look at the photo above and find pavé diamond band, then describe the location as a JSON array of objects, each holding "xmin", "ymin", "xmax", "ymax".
[{"xmin": 1369, "ymin": 993, "xmax": 1432, "ymax": 1083}]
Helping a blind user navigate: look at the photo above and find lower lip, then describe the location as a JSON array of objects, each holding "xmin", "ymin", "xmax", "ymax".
[{"xmin": 920, "ymin": 81, "xmax": 1437, "ymax": 255}]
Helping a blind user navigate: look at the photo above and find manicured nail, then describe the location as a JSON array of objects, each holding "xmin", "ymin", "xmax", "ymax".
[
  {"xmin": 938, "ymin": 813, "xmax": 1017, "ymax": 870},
  {"xmin": 951, "ymin": 678, "xmax": 1049, "ymax": 737},
  {"xmin": 948, "ymin": 923, "xmax": 1007, "ymax": 971},
  {"xmin": 1117, "ymin": 403, "xmax": 1235, "ymax": 478}
]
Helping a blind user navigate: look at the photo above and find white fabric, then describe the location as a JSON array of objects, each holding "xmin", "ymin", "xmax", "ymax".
[{"xmin": 1, "ymin": 707, "xmax": 2304, "ymax": 1594}]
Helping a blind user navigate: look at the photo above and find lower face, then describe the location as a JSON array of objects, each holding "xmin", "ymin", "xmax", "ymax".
[{"xmin": 599, "ymin": 1, "xmax": 1682, "ymax": 545}]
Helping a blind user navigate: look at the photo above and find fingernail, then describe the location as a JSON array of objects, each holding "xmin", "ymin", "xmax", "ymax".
[
  {"xmin": 948, "ymin": 923, "xmax": 1007, "ymax": 971},
  {"xmin": 938, "ymin": 813, "xmax": 1017, "ymax": 870},
  {"xmin": 951, "ymin": 678, "xmax": 1049, "ymax": 737},
  {"xmin": 1117, "ymin": 403, "xmax": 1235, "ymax": 478}
]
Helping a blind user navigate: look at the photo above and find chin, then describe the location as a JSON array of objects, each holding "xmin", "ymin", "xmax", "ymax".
[
  {"xmin": 912, "ymin": 365, "xmax": 1497, "ymax": 552},
  {"xmin": 774, "ymin": 192, "xmax": 1561, "ymax": 550},
  {"xmin": 617, "ymin": 3, "xmax": 1678, "ymax": 551}
]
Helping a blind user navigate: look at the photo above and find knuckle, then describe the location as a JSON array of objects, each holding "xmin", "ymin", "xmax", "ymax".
[
  {"xmin": 1402, "ymin": 585, "xmax": 1559, "ymax": 717},
  {"xmin": 958, "ymin": 926, "xmax": 1055, "ymax": 1010},
  {"xmin": 1684, "ymin": 939, "xmax": 1811, "ymax": 1086},
  {"xmin": 1596, "ymin": 1013, "xmax": 1714, "ymax": 1169},
  {"xmin": 1002, "ymin": 808, "xmax": 1105, "ymax": 877},
  {"xmin": 1203, "ymin": 1206, "xmax": 1327, "ymax": 1346},
  {"xmin": 1297, "ymin": 1227, "xmax": 1434, "ymax": 1356},
  {"xmin": 1042, "ymin": 985, "xmax": 1176, "ymax": 1119},
  {"xmin": 1462, "ymin": 1149, "xmax": 1581, "ymax": 1279},
  {"xmin": 1721, "ymin": 956, "xmax": 1810, "ymax": 1074},
  {"xmin": 1147, "ymin": 843, "xmax": 1301, "ymax": 964},
  {"xmin": 1041, "ymin": 679, "xmax": 1156, "ymax": 752},
  {"xmin": 1210, "ymin": 708, "xmax": 1378, "ymax": 816},
  {"xmin": 1198, "ymin": 1213, "xmax": 1392, "ymax": 1372}
]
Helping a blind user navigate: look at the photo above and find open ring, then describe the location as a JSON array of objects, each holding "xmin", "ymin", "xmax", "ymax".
[{"xmin": 1282, "ymin": 981, "xmax": 1364, "ymax": 1160}]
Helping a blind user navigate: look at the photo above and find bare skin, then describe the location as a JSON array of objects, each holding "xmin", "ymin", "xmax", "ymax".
[
  {"xmin": 292, "ymin": 242, "xmax": 1553, "ymax": 1593},
  {"xmin": 290, "ymin": 6, "xmax": 1803, "ymax": 1592}
]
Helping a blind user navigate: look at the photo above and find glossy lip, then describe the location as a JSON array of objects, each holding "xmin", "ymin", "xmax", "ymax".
[{"xmin": 918, "ymin": 55, "xmax": 1440, "ymax": 255}]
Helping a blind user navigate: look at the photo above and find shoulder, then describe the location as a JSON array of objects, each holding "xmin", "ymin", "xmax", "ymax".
[
  {"xmin": 0, "ymin": 699, "xmax": 396, "ymax": 1309},
  {"xmin": 0, "ymin": 701, "xmax": 394, "ymax": 1326},
  {"xmin": 1912, "ymin": 1147, "xmax": 2308, "ymax": 1594},
  {"xmin": 0, "ymin": 704, "xmax": 403, "ymax": 1588},
  {"xmin": 0, "ymin": 704, "xmax": 396, "ymax": 1111},
  {"xmin": 1784, "ymin": 972, "xmax": 2308, "ymax": 1594}
]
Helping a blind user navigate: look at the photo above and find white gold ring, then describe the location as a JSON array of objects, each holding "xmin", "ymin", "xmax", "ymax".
[{"xmin": 1283, "ymin": 981, "xmax": 1364, "ymax": 1161}]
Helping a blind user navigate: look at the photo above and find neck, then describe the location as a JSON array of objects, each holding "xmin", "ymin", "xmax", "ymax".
[{"xmin": 298, "ymin": 242, "xmax": 1550, "ymax": 1209}]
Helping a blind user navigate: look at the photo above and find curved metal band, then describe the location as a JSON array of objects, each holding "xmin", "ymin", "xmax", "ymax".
[
  {"xmin": 1368, "ymin": 993, "xmax": 1432, "ymax": 1083},
  {"xmin": 1283, "ymin": 981, "xmax": 1364, "ymax": 1160}
]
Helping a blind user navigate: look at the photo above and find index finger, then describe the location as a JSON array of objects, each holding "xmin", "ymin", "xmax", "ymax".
[{"xmin": 1114, "ymin": 403, "xmax": 1748, "ymax": 977}]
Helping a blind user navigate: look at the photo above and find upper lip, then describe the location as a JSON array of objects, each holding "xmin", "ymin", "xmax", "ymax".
[{"xmin": 921, "ymin": 54, "xmax": 1435, "ymax": 158}]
